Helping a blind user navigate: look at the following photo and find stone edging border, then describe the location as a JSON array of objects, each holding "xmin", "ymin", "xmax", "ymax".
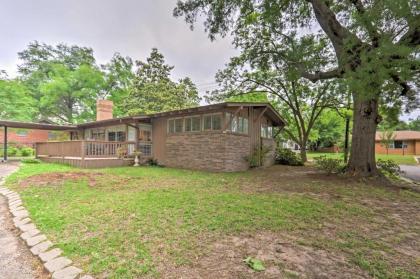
[{"xmin": 0, "ymin": 177, "xmax": 93, "ymax": 279}]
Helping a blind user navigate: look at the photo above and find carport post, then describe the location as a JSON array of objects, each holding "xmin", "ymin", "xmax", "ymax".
[{"xmin": 3, "ymin": 126, "xmax": 7, "ymax": 162}]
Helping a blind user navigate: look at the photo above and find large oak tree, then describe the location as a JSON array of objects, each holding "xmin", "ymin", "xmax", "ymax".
[{"xmin": 174, "ymin": 0, "xmax": 419, "ymax": 176}]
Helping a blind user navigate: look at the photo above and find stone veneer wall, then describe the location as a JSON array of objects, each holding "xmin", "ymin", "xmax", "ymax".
[{"xmin": 163, "ymin": 132, "xmax": 250, "ymax": 172}]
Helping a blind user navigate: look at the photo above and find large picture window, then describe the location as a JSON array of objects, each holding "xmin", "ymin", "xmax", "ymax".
[{"xmin": 204, "ymin": 114, "xmax": 222, "ymax": 131}]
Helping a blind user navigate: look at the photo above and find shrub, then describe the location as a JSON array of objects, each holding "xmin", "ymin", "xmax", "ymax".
[
  {"xmin": 20, "ymin": 147, "xmax": 34, "ymax": 157},
  {"xmin": 275, "ymin": 148, "xmax": 303, "ymax": 166},
  {"xmin": 147, "ymin": 158, "xmax": 163, "ymax": 167},
  {"xmin": 116, "ymin": 147, "xmax": 128, "ymax": 158},
  {"xmin": 21, "ymin": 158, "xmax": 41, "ymax": 164},
  {"xmin": 377, "ymin": 159, "xmax": 400, "ymax": 177},
  {"xmin": 314, "ymin": 156, "xmax": 346, "ymax": 175},
  {"xmin": 245, "ymin": 146, "xmax": 271, "ymax": 168},
  {"xmin": 7, "ymin": 146, "xmax": 19, "ymax": 156}
]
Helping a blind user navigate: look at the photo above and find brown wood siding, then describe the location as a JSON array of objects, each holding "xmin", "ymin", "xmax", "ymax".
[{"xmin": 152, "ymin": 117, "xmax": 167, "ymax": 162}]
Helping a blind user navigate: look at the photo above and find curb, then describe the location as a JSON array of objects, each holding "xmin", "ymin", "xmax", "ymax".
[{"xmin": 0, "ymin": 178, "xmax": 94, "ymax": 279}]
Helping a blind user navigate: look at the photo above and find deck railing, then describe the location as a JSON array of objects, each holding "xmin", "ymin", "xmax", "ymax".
[{"xmin": 35, "ymin": 141, "xmax": 137, "ymax": 159}]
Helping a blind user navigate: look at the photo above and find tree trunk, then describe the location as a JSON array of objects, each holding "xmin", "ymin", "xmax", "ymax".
[
  {"xmin": 343, "ymin": 116, "xmax": 350, "ymax": 163},
  {"xmin": 347, "ymin": 93, "xmax": 380, "ymax": 176},
  {"xmin": 300, "ymin": 138, "xmax": 308, "ymax": 162}
]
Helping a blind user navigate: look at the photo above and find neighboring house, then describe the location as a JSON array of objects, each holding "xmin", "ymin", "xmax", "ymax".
[
  {"xmin": 280, "ymin": 139, "xmax": 301, "ymax": 151},
  {"xmin": 0, "ymin": 101, "xmax": 286, "ymax": 171},
  {"xmin": 375, "ymin": 131, "xmax": 420, "ymax": 155},
  {"xmin": 0, "ymin": 128, "xmax": 51, "ymax": 147}
]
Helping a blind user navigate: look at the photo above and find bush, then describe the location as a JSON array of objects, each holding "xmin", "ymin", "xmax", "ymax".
[
  {"xmin": 147, "ymin": 158, "xmax": 163, "ymax": 167},
  {"xmin": 314, "ymin": 156, "xmax": 346, "ymax": 175},
  {"xmin": 275, "ymin": 148, "xmax": 303, "ymax": 166},
  {"xmin": 21, "ymin": 158, "xmax": 41, "ymax": 164},
  {"xmin": 245, "ymin": 146, "xmax": 271, "ymax": 168},
  {"xmin": 7, "ymin": 146, "xmax": 19, "ymax": 156},
  {"xmin": 20, "ymin": 147, "xmax": 34, "ymax": 157},
  {"xmin": 377, "ymin": 159, "xmax": 400, "ymax": 177}
]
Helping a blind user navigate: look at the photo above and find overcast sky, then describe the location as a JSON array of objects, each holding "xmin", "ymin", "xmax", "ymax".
[
  {"xmin": 0, "ymin": 0, "xmax": 418, "ymax": 120},
  {"xmin": 0, "ymin": 0, "xmax": 237, "ymax": 95}
]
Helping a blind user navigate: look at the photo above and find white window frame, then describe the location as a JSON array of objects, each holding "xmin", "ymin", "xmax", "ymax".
[
  {"xmin": 168, "ymin": 117, "xmax": 184, "ymax": 134},
  {"xmin": 184, "ymin": 116, "xmax": 202, "ymax": 132},
  {"xmin": 203, "ymin": 113, "xmax": 222, "ymax": 131}
]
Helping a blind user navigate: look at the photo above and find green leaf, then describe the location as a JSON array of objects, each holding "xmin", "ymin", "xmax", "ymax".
[{"xmin": 244, "ymin": 257, "xmax": 265, "ymax": 271}]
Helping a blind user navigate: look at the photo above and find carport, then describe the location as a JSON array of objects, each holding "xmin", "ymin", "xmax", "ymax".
[{"xmin": 0, "ymin": 120, "xmax": 76, "ymax": 162}]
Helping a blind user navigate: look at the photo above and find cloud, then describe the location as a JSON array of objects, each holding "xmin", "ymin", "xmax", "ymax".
[{"xmin": 0, "ymin": 0, "xmax": 238, "ymax": 100}]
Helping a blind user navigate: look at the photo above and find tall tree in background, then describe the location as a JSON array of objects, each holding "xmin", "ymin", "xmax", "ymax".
[
  {"xmin": 207, "ymin": 34, "xmax": 343, "ymax": 162},
  {"xmin": 174, "ymin": 0, "xmax": 419, "ymax": 176},
  {"xmin": 125, "ymin": 48, "xmax": 200, "ymax": 115},
  {"xmin": 17, "ymin": 41, "xmax": 102, "ymax": 123},
  {"xmin": 38, "ymin": 64, "xmax": 104, "ymax": 123},
  {"xmin": 208, "ymin": 52, "xmax": 342, "ymax": 161},
  {"xmin": 102, "ymin": 53, "xmax": 135, "ymax": 117},
  {"xmin": 0, "ymin": 76, "xmax": 35, "ymax": 121}
]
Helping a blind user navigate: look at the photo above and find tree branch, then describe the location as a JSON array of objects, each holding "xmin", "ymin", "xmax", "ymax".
[
  {"xmin": 350, "ymin": 0, "xmax": 380, "ymax": 46},
  {"xmin": 301, "ymin": 68, "xmax": 342, "ymax": 82}
]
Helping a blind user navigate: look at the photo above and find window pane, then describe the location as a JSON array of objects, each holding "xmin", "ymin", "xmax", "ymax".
[
  {"xmin": 243, "ymin": 118, "xmax": 248, "ymax": 134},
  {"xmin": 394, "ymin": 140, "xmax": 403, "ymax": 149},
  {"xmin": 185, "ymin": 118, "xmax": 192, "ymax": 132},
  {"xmin": 175, "ymin": 119, "xmax": 183, "ymax": 133},
  {"xmin": 212, "ymin": 115, "xmax": 221, "ymax": 130},
  {"xmin": 108, "ymin": 132, "xmax": 116, "ymax": 141},
  {"xmin": 204, "ymin": 115, "xmax": 212, "ymax": 130},
  {"xmin": 231, "ymin": 117, "xmax": 238, "ymax": 132},
  {"xmin": 226, "ymin": 113, "xmax": 232, "ymax": 131},
  {"xmin": 267, "ymin": 126, "xmax": 273, "ymax": 138},
  {"xmin": 139, "ymin": 143, "xmax": 152, "ymax": 156},
  {"xmin": 238, "ymin": 117, "xmax": 244, "ymax": 133},
  {"xmin": 192, "ymin": 117, "xmax": 201, "ymax": 131},
  {"xmin": 168, "ymin": 119, "xmax": 175, "ymax": 133},
  {"xmin": 117, "ymin": 131, "xmax": 126, "ymax": 142}
]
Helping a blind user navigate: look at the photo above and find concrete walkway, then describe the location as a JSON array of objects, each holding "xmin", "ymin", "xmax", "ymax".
[
  {"xmin": 0, "ymin": 162, "xmax": 45, "ymax": 279},
  {"xmin": 400, "ymin": 165, "xmax": 420, "ymax": 182}
]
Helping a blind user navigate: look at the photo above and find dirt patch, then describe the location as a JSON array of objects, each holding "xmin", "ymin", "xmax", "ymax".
[
  {"xmin": 156, "ymin": 231, "xmax": 368, "ymax": 279},
  {"xmin": 19, "ymin": 172, "xmax": 103, "ymax": 188}
]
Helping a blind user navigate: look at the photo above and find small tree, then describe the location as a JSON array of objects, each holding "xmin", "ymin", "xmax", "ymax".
[{"xmin": 380, "ymin": 130, "xmax": 396, "ymax": 155}]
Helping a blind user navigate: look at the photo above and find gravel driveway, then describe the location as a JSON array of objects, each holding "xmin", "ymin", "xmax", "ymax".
[{"xmin": 0, "ymin": 162, "xmax": 46, "ymax": 279}]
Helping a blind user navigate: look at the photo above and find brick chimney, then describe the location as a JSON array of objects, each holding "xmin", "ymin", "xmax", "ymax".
[{"xmin": 96, "ymin": 100, "xmax": 113, "ymax": 121}]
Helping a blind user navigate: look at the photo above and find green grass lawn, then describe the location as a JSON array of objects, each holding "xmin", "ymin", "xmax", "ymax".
[
  {"xmin": 307, "ymin": 152, "xmax": 418, "ymax": 165},
  {"xmin": 5, "ymin": 163, "xmax": 420, "ymax": 278}
]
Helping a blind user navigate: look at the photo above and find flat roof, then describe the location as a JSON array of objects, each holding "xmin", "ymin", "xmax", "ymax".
[
  {"xmin": 0, "ymin": 102, "xmax": 286, "ymax": 130},
  {"xmin": 0, "ymin": 120, "xmax": 76, "ymax": 130}
]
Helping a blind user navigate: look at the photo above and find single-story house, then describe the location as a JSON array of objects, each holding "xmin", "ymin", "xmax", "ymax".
[
  {"xmin": 0, "ymin": 101, "xmax": 286, "ymax": 172},
  {"xmin": 375, "ymin": 130, "xmax": 420, "ymax": 155}
]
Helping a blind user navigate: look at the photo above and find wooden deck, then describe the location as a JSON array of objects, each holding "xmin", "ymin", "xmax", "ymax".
[{"xmin": 35, "ymin": 141, "xmax": 137, "ymax": 168}]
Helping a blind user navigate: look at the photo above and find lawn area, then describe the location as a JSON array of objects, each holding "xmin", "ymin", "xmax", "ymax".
[
  {"xmin": 307, "ymin": 152, "xmax": 418, "ymax": 165},
  {"xmin": 5, "ymin": 163, "xmax": 420, "ymax": 278}
]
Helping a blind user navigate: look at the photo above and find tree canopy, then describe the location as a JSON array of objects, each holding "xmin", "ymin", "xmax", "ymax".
[
  {"xmin": 174, "ymin": 0, "xmax": 419, "ymax": 175},
  {"xmin": 0, "ymin": 43, "xmax": 200, "ymax": 123},
  {"xmin": 124, "ymin": 48, "xmax": 201, "ymax": 115}
]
